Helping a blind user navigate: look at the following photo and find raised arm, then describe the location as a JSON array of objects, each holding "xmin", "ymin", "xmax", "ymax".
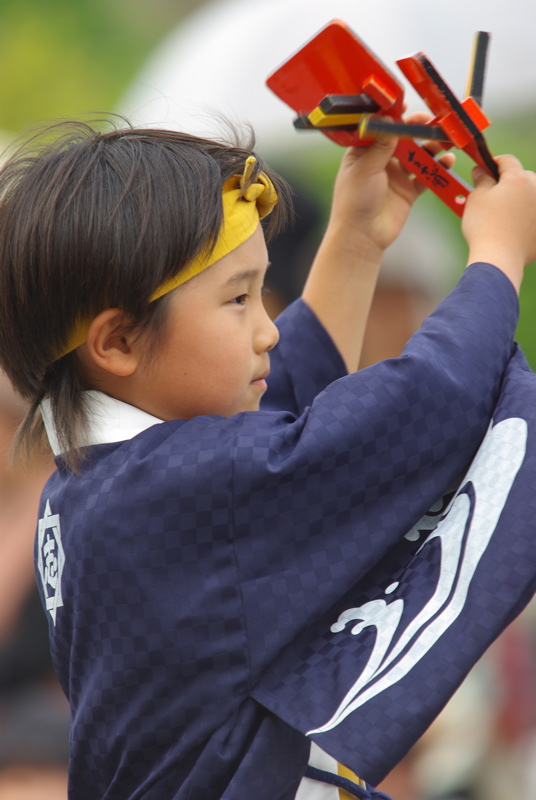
[
  {"xmin": 301, "ymin": 114, "xmax": 446, "ymax": 373},
  {"xmin": 462, "ymin": 154, "xmax": 536, "ymax": 293}
]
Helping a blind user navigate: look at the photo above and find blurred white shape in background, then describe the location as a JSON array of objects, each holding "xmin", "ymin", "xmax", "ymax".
[{"xmin": 119, "ymin": 0, "xmax": 536, "ymax": 155}]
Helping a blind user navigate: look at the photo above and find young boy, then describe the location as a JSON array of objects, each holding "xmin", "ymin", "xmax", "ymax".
[{"xmin": 0, "ymin": 119, "xmax": 535, "ymax": 800}]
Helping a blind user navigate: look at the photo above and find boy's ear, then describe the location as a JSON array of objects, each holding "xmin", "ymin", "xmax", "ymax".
[{"xmin": 83, "ymin": 309, "xmax": 141, "ymax": 376}]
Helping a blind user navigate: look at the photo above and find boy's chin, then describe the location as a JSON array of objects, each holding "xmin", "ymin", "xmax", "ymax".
[{"xmin": 234, "ymin": 399, "xmax": 262, "ymax": 415}]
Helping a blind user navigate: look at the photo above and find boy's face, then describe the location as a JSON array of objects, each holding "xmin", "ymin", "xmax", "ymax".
[{"xmin": 140, "ymin": 224, "xmax": 279, "ymax": 421}]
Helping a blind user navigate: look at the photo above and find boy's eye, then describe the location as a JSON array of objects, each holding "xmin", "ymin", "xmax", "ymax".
[{"xmin": 231, "ymin": 294, "xmax": 249, "ymax": 305}]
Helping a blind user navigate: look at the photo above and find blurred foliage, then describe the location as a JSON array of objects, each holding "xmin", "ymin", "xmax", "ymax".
[
  {"xmin": 0, "ymin": 0, "xmax": 195, "ymax": 133},
  {"xmin": 486, "ymin": 110, "xmax": 536, "ymax": 367}
]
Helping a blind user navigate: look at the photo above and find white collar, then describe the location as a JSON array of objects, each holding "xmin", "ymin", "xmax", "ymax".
[{"xmin": 40, "ymin": 390, "xmax": 163, "ymax": 456}]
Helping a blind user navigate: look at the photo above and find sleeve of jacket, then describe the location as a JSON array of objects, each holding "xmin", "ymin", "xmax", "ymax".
[
  {"xmin": 232, "ymin": 263, "xmax": 519, "ymax": 666},
  {"xmin": 230, "ymin": 264, "xmax": 536, "ymax": 787}
]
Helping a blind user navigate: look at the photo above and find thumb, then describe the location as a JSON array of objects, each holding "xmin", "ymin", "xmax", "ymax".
[
  {"xmin": 472, "ymin": 164, "xmax": 497, "ymax": 189},
  {"xmin": 362, "ymin": 130, "xmax": 398, "ymax": 171}
]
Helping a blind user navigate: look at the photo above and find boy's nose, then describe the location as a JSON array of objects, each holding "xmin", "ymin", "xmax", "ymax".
[{"xmin": 257, "ymin": 309, "xmax": 280, "ymax": 353}]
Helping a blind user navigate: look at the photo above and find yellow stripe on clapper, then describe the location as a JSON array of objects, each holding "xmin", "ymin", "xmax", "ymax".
[{"xmin": 307, "ymin": 106, "xmax": 363, "ymax": 128}]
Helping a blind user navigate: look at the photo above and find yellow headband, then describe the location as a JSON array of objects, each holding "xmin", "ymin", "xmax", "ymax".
[{"xmin": 57, "ymin": 156, "xmax": 278, "ymax": 359}]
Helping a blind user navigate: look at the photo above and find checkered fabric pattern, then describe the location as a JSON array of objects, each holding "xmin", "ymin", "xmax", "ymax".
[
  {"xmin": 254, "ymin": 345, "xmax": 536, "ymax": 784},
  {"xmin": 35, "ymin": 264, "xmax": 532, "ymax": 799}
]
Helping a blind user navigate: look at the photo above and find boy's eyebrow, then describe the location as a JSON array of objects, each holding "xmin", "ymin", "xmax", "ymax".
[{"xmin": 225, "ymin": 263, "xmax": 271, "ymax": 286}]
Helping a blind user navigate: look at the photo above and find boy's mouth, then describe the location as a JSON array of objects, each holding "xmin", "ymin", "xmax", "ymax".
[{"xmin": 251, "ymin": 370, "xmax": 269, "ymax": 389}]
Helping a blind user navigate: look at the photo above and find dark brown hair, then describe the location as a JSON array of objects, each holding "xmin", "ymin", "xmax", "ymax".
[{"xmin": 0, "ymin": 118, "xmax": 292, "ymax": 467}]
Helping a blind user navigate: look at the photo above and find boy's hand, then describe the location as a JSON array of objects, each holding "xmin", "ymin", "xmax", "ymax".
[
  {"xmin": 302, "ymin": 112, "xmax": 454, "ymax": 372},
  {"xmin": 463, "ymin": 155, "xmax": 536, "ymax": 293},
  {"xmin": 327, "ymin": 112, "xmax": 454, "ymax": 255}
]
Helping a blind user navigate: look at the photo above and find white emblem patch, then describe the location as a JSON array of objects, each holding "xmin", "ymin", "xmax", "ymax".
[{"xmin": 37, "ymin": 499, "xmax": 65, "ymax": 624}]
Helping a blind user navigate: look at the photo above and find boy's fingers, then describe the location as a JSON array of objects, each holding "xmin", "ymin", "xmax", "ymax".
[
  {"xmin": 495, "ymin": 153, "xmax": 523, "ymax": 175},
  {"xmin": 403, "ymin": 110, "xmax": 432, "ymax": 127},
  {"xmin": 471, "ymin": 166, "xmax": 490, "ymax": 188},
  {"xmin": 360, "ymin": 131, "xmax": 398, "ymax": 170},
  {"xmin": 472, "ymin": 155, "xmax": 522, "ymax": 188},
  {"xmin": 438, "ymin": 152, "xmax": 455, "ymax": 170},
  {"xmin": 472, "ymin": 164, "xmax": 493, "ymax": 188},
  {"xmin": 344, "ymin": 130, "xmax": 398, "ymax": 175}
]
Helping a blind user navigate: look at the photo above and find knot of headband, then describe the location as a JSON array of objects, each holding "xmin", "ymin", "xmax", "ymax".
[
  {"xmin": 150, "ymin": 156, "xmax": 277, "ymax": 301},
  {"xmin": 57, "ymin": 156, "xmax": 278, "ymax": 359}
]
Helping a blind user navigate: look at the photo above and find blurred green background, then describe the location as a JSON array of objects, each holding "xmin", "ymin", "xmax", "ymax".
[
  {"xmin": 0, "ymin": 0, "xmax": 194, "ymax": 132},
  {"xmin": 1, "ymin": 0, "xmax": 535, "ymax": 364},
  {"xmin": 465, "ymin": 109, "xmax": 536, "ymax": 367}
]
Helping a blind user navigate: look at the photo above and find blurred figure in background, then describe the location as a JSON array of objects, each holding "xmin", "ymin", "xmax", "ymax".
[{"xmin": 0, "ymin": 373, "xmax": 66, "ymax": 799}]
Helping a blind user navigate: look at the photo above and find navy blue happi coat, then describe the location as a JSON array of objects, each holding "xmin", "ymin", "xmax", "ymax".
[{"xmin": 36, "ymin": 263, "xmax": 536, "ymax": 799}]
